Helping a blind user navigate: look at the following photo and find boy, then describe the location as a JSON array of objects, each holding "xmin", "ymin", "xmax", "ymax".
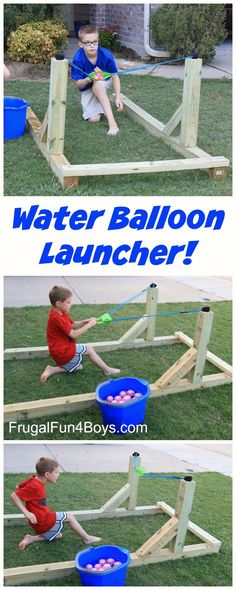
[
  {"xmin": 40, "ymin": 285, "xmax": 120, "ymax": 383},
  {"xmin": 71, "ymin": 24, "xmax": 123, "ymax": 135},
  {"xmin": 10, "ymin": 457, "xmax": 101, "ymax": 550}
]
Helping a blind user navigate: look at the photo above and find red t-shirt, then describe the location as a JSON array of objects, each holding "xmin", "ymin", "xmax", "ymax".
[
  {"xmin": 15, "ymin": 476, "xmax": 56, "ymax": 534},
  {"xmin": 46, "ymin": 309, "xmax": 76, "ymax": 366}
]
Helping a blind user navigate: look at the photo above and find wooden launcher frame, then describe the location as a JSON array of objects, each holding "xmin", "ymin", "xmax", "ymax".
[
  {"xmin": 4, "ymin": 453, "xmax": 221, "ymax": 585},
  {"xmin": 26, "ymin": 56, "xmax": 229, "ymax": 188},
  {"xmin": 4, "ymin": 285, "xmax": 232, "ymax": 422}
]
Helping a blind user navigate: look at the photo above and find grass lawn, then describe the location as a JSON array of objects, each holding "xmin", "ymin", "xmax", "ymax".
[
  {"xmin": 4, "ymin": 471, "xmax": 232, "ymax": 586},
  {"xmin": 4, "ymin": 76, "xmax": 232, "ymax": 196},
  {"xmin": 4, "ymin": 300, "xmax": 232, "ymax": 440}
]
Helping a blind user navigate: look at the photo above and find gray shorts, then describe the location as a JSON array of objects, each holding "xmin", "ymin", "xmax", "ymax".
[
  {"xmin": 80, "ymin": 79, "xmax": 112, "ymax": 120},
  {"xmin": 41, "ymin": 512, "xmax": 67, "ymax": 541},
  {"xmin": 62, "ymin": 343, "xmax": 87, "ymax": 372}
]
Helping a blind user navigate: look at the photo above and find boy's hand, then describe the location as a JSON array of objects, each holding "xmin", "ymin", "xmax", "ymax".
[
  {"xmin": 88, "ymin": 318, "xmax": 97, "ymax": 327},
  {"xmin": 26, "ymin": 511, "xmax": 37, "ymax": 524},
  {"xmin": 115, "ymin": 96, "xmax": 123, "ymax": 112}
]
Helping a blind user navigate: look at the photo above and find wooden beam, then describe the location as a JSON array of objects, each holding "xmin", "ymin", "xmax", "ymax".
[
  {"xmin": 26, "ymin": 107, "xmax": 72, "ymax": 187},
  {"xmin": 118, "ymin": 318, "xmax": 149, "ymax": 343},
  {"xmin": 180, "ymin": 58, "xmax": 202, "ymax": 147},
  {"xmin": 131, "ymin": 541, "xmax": 219, "ymax": 567},
  {"xmin": 118, "ymin": 93, "xmax": 197, "ymax": 159},
  {"xmin": 163, "ymin": 104, "xmax": 182, "ymax": 136},
  {"xmin": 158, "ymin": 501, "xmax": 221, "ymax": 549},
  {"xmin": 115, "ymin": 94, "xmax": 229, "ymax": 170},
  {"xmin": 4, "ymin": 505, "xmax": 160, "ymax": 527},
  {"xmin": 60, "ymin": 155, "xmax": 229, "ymax": 178},
  {"xmin": 4, "ymin": 335, "xmax": 179, "ymax": 360},
  {"xmin": 38, "ymin": 109, "xmax": 48, "ymax": 143},
  {"xmin": 188, "ymin": 311, "xmax": 214, "ymax": 384},
  {"xmin": 209, "ymin": 166, "xmax": 228, "ymax": 180},
  {"xmin": 4, "ymin": 561, "xmax": 75, "ymax": 586},
  {"xmin": 47, "ymin": 58, "xmax": 68, "ymax": 155},
  {"xmin": 136, "ymin": 516, "xmax": 180, "ymax": 558},
  {"xmin": 100, "ymin": 484, "xmax": 130, "ymax": 513},
  {"xmin": 150, "ymin": 372, "xmax": 232, "ymax": 398},
  {"xmin": 175, "ymin": 331, "xmax": 232, "ymax": 376},
  {"xmin": 4, "ymin": 392, "xmax": 96, "ymax": 422},
  {"xmin": 156, "ymin": 347, "xmax": 197, "ymax": 388},
  {"xmin": 4, "ymin": 371, "xmax": 231, "ymax": 423},
  {"xmin": 169, "ymin": 480, "xmax": 196, "ymax": 555},
  {"xmin": 5, "ymin": 540, "xmax": 219, "ymax": 585}
]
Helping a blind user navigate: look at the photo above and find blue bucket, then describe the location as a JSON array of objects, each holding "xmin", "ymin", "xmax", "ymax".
[
  {"xmin": 75, "ymin": 545, "xmax": 130, "ymax": 586},
  {"xmin": 4, "ymin": 96, "xmax": 29, "ymax": 140},
  {"xmin": 96, "ymin": 376, "xmax": 150, "ymax": 434}
]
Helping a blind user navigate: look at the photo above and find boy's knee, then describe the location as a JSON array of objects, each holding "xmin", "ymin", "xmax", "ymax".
[
  {"xmin": 86, "ymin": 345, "xmax": 94, "ymax": 356},
  {"xmin": 88, "ymin": 115, "xmax": 101, "ymax": 123},
  {"xmin": 92, "ymin": 81, "xmax": 106, "ymax": 95}
]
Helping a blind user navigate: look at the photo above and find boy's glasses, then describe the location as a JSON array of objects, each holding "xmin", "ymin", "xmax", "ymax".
[{"xmin": 81, "ymin": 40, "xmax": 99, "ymax": 47}]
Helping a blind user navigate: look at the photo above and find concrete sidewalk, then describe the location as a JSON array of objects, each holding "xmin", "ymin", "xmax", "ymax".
[
  {"xmin": 4, "ymin": 443, "xmax": 232, "ymax": 477},
  {"xmin": 4, "ymin": 276, "xmax": 232, "ymax": 307}
]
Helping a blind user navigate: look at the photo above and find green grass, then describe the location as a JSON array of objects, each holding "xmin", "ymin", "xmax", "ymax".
[
  {"xmin": 4, "ymin": 471, "xmax": 232, "ymax": 586},
  {"xmin": 4, "ymin": 300, "xmax": 232, "ymax": 440},
  {"xmin": 4, "ymin": 76, "xmax": 232, "ymax": 196}
]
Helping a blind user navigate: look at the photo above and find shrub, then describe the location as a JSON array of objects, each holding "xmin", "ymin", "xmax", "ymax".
[
  {"xmin": 99, "ymin": 26, "xmax": 120, "ymax": 50},
  {"xmin": 4, "ymin": 4, "xmax": 67, "ymax": 46},
  {"xmin": 7, "ymin": 20, "xmax": 68, "ymax": 64},
  {"xmin": 150, "ymin": 4, "xmax": 227, "ymax": 63}
]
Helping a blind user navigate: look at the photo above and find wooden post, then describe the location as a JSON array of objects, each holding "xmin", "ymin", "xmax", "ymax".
[
  {"xmin": 169, "ymin": 478, "xmax": 196, "ymax": 555},
  {"xmin": 47, "ymin": 57, "xmax": 68, "ymax": 155},
  {"xmin": 188, "ymin": 310, "xmax": 214, "ymax": 384},
  {"xmin": 180, "ymin": 58, "xmax": 202, "ymax": 147},
  {"xmin": 126, "ymin": 453, "xmax": 141, "ymax": 511},
  {"xmin": 144, "ymin": 284, "xmax": 158, "ymax": 341}
]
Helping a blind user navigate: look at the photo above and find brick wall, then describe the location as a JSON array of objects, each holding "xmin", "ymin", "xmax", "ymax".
[{"xmin": 89, "ymin": 3, "xmax": 146, "ymax": 56}]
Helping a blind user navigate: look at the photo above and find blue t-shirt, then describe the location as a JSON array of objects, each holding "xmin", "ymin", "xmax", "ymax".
[{"xmin": 71, "ymin": 46, "xmax": 118, "ymax": 92}]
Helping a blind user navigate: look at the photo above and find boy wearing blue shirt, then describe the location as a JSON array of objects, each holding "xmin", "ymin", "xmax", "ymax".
[{"xmin": 71, "ymin": 25, "xmax": 123, "ymax": 135}]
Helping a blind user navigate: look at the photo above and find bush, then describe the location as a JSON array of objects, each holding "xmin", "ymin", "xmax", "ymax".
[
  {"xmin": 4, "ymin": 4, "xmax": 67, "ymax": 46},
  {"xmin": 99, "ymin": 26, "xmax": 120, "ymax": 50},
  {"xmin": 7, "ymin": 20, "xmax": 68, "ymax": 64},
  {"xmin": 150, "ymin": 4, "xmax": 227, "ymax": 63}
]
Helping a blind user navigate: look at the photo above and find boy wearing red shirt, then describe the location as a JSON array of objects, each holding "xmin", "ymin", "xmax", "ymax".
[
  {"xmin": 40, "ymin": 285, "xmax": 120, "ymax": 383},
  {"xmin": 11, "ymin": 457, "xmax": 101, "ymax": 550}
]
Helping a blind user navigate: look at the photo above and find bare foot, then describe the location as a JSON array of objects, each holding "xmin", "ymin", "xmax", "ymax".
[
  {"xmin": 107, "ymin": 126, "xmax": 119, "ymax": 136},
  {"xmin": 84, "ymin": 535, "xmax": 101, "ymax": 544},
  {"xmin": 40, "ymin": 365, "xmax": 54, "ymax": 383},
  {"xmin": 54, "ymin": 533, "xmax": 62, "ymax": 540},
  {"xmin": 75, "ymin": 364, "xmax": 83, "ymax": 372},
  {"xmin": 19, "ymin": 534, "xmax": 35, "ymax": 550},
  {"xmin": 103, "ymin": 367, "xmax": 120, "ymax": 376}
]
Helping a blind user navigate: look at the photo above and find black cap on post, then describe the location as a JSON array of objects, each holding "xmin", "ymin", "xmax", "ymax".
[
  {"xmin": 149, "ymin": 283, "xmax": 157, "ymax": 288},
  {"xmin": 201, "ymin": 306, "xmax": 210, "ymax": 312},
  {"xmin": 184, "ymin": 476, "xmax": 192, "ymax": 482},
  {"xmin": 55, "ymin": 52, "xmax": 65, "ymax": 60},
  {"xmin": 192, "ymin": 51, "xmax": 198, "ymax": 59},
  {"xmin": 132, "ymin": 452, "xmax": 140, "ymax": 457}
]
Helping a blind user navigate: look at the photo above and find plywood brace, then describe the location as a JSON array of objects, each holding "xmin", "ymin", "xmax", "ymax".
[
  {"xmin": 4, "ymin": 305, "xmax": 232, "ymax": 422},
  {"xmin": 4, "ymin": 455, "xmax": 221, "ymax": 585},
  {"xmin": 25, "ymin": 56, "xmax": 229, "ymax": 188}
]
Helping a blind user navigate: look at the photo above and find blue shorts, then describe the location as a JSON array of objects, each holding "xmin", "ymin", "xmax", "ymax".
[
  {"xmin": 62, "ymin": 343, "xmax": 87, "ymax": 372},
  {"xmin": 41, "ymin": 512, "xmax": 67, "ymax": 541}
]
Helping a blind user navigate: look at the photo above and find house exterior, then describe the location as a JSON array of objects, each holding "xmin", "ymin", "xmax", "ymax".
[
  {"xmin": 65, "ymin": 4, "xmax": 163, "ymax": 58},
  {"xmin": 65, "ymin": 3, "xmax": 231, "ymax": 58}
]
